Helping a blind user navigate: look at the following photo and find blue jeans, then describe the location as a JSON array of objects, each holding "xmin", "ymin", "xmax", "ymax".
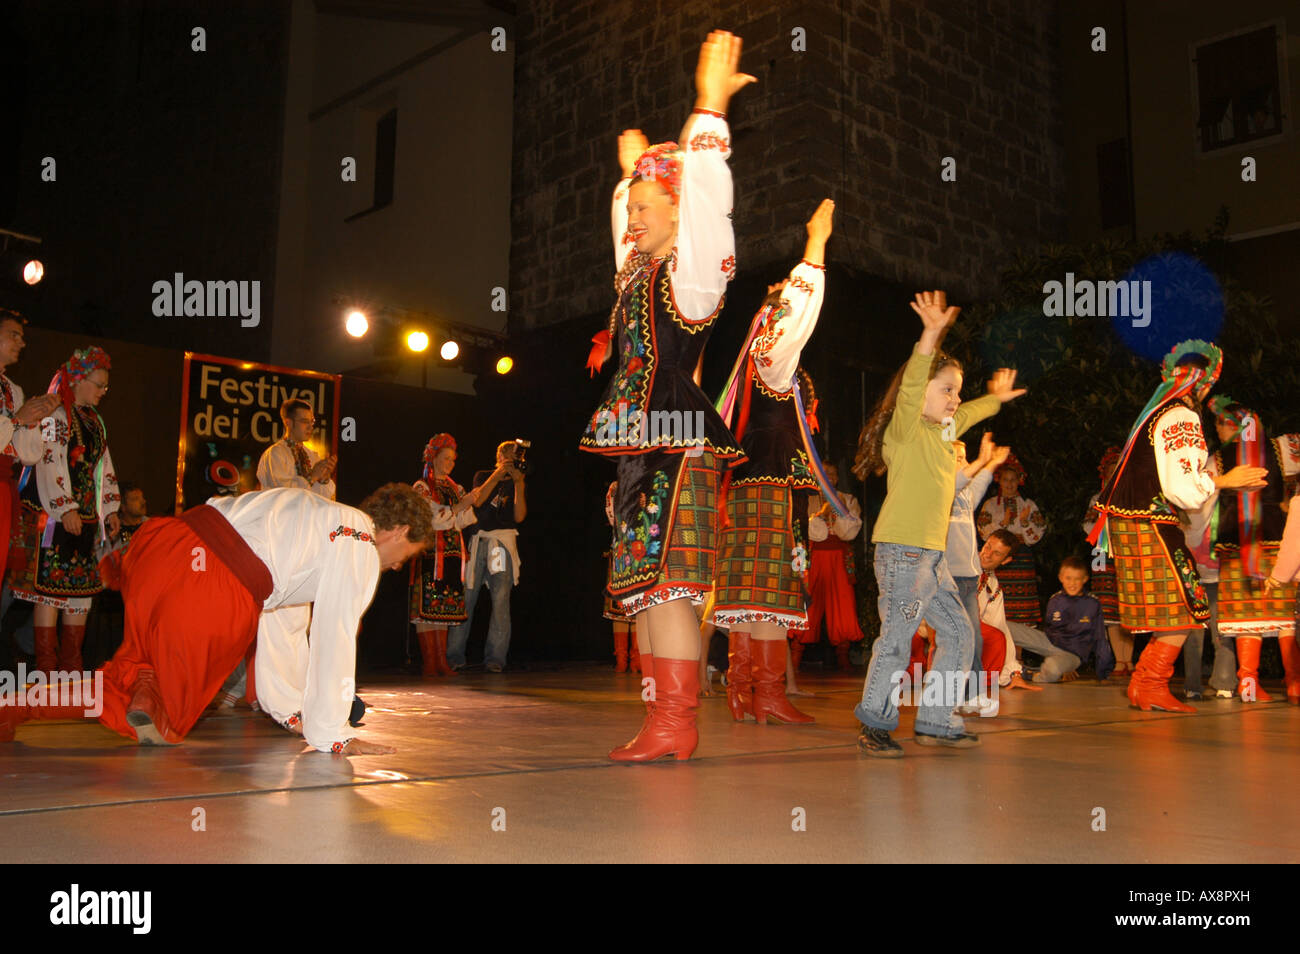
[
  {"xmin": 447, "ymin": 541, "xmax": 514, "ymax": 669},
  {"xmin": 856, "ymin": 544, "xmax": 972, "ymax": 737},
  {"xmin": 953, "ymin": 575, "xmax": 981, "ymax": 700}
]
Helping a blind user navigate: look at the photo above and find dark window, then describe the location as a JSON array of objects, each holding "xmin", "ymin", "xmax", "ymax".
[
  {"xmin": 1096, "ymin": 138, "xmax": 1132, "ymax": 230},
  {"xmin": 1193, "ymin": 24, "xmax": 1284, "ymax": 152},
  {"xmin": 374, "ymin": 108, "xmax": 397, "ymax": 208}
]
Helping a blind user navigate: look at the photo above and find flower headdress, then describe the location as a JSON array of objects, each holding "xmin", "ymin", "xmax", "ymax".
[
  {"xmin": 632, "ymin": 142, "xmax": 684, "ymax": 204},
  {"xmin": 1098, "ymin": 446, "xmax": 1121, "ymax": 484},
  {"xmin": 49, "ymin": 346, "xmax": 111, "ymax": 424},
  {"xmin": 422, "ymin": 433, "xmax": 456, "ymax": 484}
]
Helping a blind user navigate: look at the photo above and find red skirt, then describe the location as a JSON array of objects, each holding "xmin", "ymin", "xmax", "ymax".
[{"xmin": 98, "ymin": 516, "xmax": 264, "ymax": 743}]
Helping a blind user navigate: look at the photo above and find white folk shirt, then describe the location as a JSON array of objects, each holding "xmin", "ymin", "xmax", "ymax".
[
  {"xmin": 0, "ymin": 374, "xmax": 45, "ymax": 464},
  {"xmin": 978, "ymin": 569, "xmax": 1020, "ymax": 682},
  {"xmin": 1151, "ymin": 403, "xmax": 1216, "ymax": 511},
  {"xmin": 257, "ymin": 439, "xmax": 335, "ymax": 499},
  {"xmin": 611, "ymin": 112, "xmax": 735, "ymax": 321},
  {"xmin": 808, "ymin": 491, "xmax": 863, "ymax": 542},
  {"xmin": 32, "ymin": 405, "xmax": 120, "ymax": 521},
  {"xmin": 208, "ymin": 489, "xmax": 380, "ymax": 753},
  {"xmin": 977, "ymin": 492, "xmax": 1045, "ymax": 546},
  {"xmin": 751, "ymin": 261, "xmax": 825, "ymax": 393}
]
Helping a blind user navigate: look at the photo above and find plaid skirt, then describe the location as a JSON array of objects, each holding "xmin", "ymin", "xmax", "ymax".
[
  {"xmin": 611, "ymin": 450, "xmax": 721, "ymax": 615},
  {"xmin": 711, "ymin": 481, "xmax": 808, "ymax": 629},
  {"xmin": 1110, "ymin": 517, "xmax": 1209, "ymax": 632},
  {"xmin": 998, "ymin": 548, "xmax": 1041, "ymax": 625},
  {"xmin": 1090, "ymin": 564, "xmax": 1120, "ymax": 624},
  {"xmin": 1215, "ymin": 547, "xmax": 1297, "ymax": 636}
]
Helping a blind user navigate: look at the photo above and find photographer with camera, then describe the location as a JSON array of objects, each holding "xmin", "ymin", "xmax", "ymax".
[{"xmin": 447, "ymin": 440, "xmax": 528, "ymax": 672}]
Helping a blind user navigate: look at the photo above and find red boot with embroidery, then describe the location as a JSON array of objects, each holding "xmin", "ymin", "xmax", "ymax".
[
  {"xmin": 609, "ymin": 656, "xmax": 697, "ymax": 762},
  {"xmin": 1127, "ymin": 640, "xmax": 1196, "ymax": 713}
]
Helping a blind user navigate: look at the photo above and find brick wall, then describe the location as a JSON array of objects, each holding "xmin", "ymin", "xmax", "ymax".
[{"xmin": 509, "ymin": 0, "xmax": 1068, "ymax": 330}]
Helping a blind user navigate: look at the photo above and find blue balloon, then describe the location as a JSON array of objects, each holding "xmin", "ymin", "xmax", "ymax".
[{"xmin": 1113, "ymin": 252, "xmax": 1224, "ymax": 363}]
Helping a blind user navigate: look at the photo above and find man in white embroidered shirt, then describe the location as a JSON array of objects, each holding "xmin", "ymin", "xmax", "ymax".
[{"xmin": 2, "ymin": 484, "xmax": 431, "ymax": 754}]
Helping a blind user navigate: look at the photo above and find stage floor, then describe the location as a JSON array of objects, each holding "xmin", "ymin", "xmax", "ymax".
[{"xmin": 2, "ymin": 666, "xmax": 1295, "ymax": 864}]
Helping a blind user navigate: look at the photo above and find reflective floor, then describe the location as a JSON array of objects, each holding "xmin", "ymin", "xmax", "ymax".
[{"xmin": 2, "ymin": 666, "xmax": 1296, "ymax": 863}]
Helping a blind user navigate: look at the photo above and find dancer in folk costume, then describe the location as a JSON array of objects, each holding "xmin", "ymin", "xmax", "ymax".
[
  {"xmin": 711, "ymin": 199, "xmax": 834, "ymax": 725},
  {"xmin": 580, "ymin": 31, "xmax": 754, "ymax": 761},
  {"xmin": 976, "ymin": 452, "xmax": 1045, "ymax": 625},
  {"xmin": 10, "ymin": 346, "xmax": 120, "ymax": 674},
  {"xmin": 1082, "ymin": 446, "xmax": 1135, "ymax": 677},
  {"xmin": 603, "ymin": 481, "xmax": 641, "ymax": 673},
  {"xmin": 2, "ymin": 485, "xmax": 430, "ymax": 752},
  {"xmin": 0, "ymin": 309, "xmax": 57, "ymax": 584},
  {"xmin": 1202, "ymin": 398, "xmax": 1300, "ymax": 703},
  {"xmin": 789, "ymin": 458, "xmax": 865, "ymax": 672},
  {"xmin": 1088, "ymin": 341, "xmax": 1267, "ymax": 712},
  {"xmin": 410, "ymin": 434, "xmax": 476, "ymax": 676}
]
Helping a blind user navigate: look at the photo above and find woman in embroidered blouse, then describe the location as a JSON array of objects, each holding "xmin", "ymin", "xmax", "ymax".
[
  {"xmin": 580, "ymin": 30, "xmax": 755, "ymax": 762},
  {"xmin": 409, "ymin": 434, "xmax": 476, "ymax": 676},
  {"xmin": 976, "ymin": 454, "xmax": 1046, "ymax": 625},
  {"xmin": 11, "ymin": 346, "xmax": 120, "ymax": 674}
]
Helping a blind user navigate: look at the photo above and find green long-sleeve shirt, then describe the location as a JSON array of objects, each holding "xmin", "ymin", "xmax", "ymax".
[{"xmin": 871, "ymin": 345, "xmax": 1001, "ymax": 551}]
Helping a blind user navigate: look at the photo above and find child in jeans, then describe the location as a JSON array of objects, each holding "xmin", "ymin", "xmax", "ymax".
[{"xmin": 851, "ymin": 291, "xmax": 1025, "ymax": 757}]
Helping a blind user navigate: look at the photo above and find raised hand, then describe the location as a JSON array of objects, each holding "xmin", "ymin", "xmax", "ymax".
[
  {"xmin": 806, "ymin": 199, "xmax": 834, "ymax": 243},
  {"xmin": 694, "ymin": 30, "xmax": 756, "ymax": 114},
  {"xmin": 977, "ymin": 431, "xmax": 995, "ymax": 463},
  {"xmin": 989, "ymin": 443, "xmax": 1012, "ymax": 470},
  {"xmin": 618, "ymin": 128, "xmax": 649, "ymax": 177},
  {"xmin": 909, "ymin": 290, "xmax": 960, "ymax": 335},
  {"xmin": 987, "ymin": 368, "xmax": 1027, "ymax": 403}
]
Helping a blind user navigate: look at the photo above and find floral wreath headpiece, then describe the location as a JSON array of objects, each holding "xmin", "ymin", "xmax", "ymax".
[
  {"xmin": 1160, "ymin": 339, "xmax": 1223, "ymax": 388},
  {"xmin": 632, "ymin": 142, "xmax": 684, "ymax": 204},
  {"xmin": 1098, "ymin": 446, "xmax": 1121, "ymax": 483},
  {"xmin": 994, "ymin": 450, "xmax": 1027, "ymax": 485}
]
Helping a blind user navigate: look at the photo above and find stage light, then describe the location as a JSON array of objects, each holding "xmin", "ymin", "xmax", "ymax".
[
  {"xmin": 496, "ymin": 356, "xmax": 514, "ymax": 375},
  {"xmin": 22, "ymin": 260, "xmax": 43, "ymax": 285},
  {"xmin": 345, "ymin": 310, "xmax": 368, "ymax": 337},
  {"xmin": 440, "ymin": 339, "xmax": 460, "ymax": 361},
  {"xmin": 406, "ymin": 330, "xmax": 429, "ymax": 352}
]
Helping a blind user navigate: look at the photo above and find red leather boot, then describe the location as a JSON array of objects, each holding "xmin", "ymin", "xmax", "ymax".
[
  {"xmin": 609, "ymin": 656, "xmax": 698, "ymax": 761},
  {"xmin": 1235, "ymin": 636, "xmax": 1272, "ymax": 702},
  {"xmin": 629, "ymin": 639, "xmax": 642, "ymax": 674},
  {"xmin": 416, "ymin": 629, "xmax": 438, "ymax": 677},
  {"xmin": 125, "ymin": 669, "xmax": 178, "ymax": 745},
  {"xmin": 613, "ymin": 628, "xmax": 629, "ymax": 672},
  {"xmin": 751, "ymin": 638, "xmax": 814, "ymax": 724},
  {"xmin": 34, "ymin": 626, "xmax": 58, "ymax": 675},
  {"xmin": 57, "ymin": 623, "xmax": 87, "ymax": 673},
  {"xmin": 836, "ymin": 642, "xmax": 852, "ymax": 671},
  {"xmin": 1278, "ymin": 634, "xmax": 1300, "ymax": 705},
  {"xmin": 434, "ymin": 629, "xmax": 457, "ymax": 676},
  {"xmin": 725, "ymin": 631, "xmax": 753, "ymax": 722},
  {"xmin": 1128, "ymin": 640, "xmax": 1196, "ymax": 713}
]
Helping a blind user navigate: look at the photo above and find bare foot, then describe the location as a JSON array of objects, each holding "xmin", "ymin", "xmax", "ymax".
[
  {"xmin": 1060, "ymin": 670, "xmax": 1079, "ymax": 683},
  {"xmin": 787, "ymin": 685, "xmax": 814, "ymax": 697},
  {"xmin": 1007, "ymin": 671, "xmax": 1044, "ymax": 692}
]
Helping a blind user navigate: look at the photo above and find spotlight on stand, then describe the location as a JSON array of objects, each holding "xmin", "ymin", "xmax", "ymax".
[
  {"xmin": 495, "ymin": 355, "xmax": 514, "ymax": 375},
  {"xmin": 440, "ymin": 339, "xmax": 460, "ymax": 362},
  {"xmin": 406, "ymin": 330, "xmax": 429, "ymax": 353},
  {"xmin": 345, "ymin": 310, "xmax": 369, "ymax": 337},
  {"xmin": 22, "ymin": 260, "xmax": 44, "ymax": 285}
]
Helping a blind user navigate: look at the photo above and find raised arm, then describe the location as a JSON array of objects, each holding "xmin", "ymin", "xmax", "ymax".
[{"xmin": 752, "ymin": 200, "xmax": 833, "ymax": 391}]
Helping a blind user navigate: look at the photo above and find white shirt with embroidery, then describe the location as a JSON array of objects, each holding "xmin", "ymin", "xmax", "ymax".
[
  {"xmin": 977, "ymin": 493, "xmax": 1046, "ymax": 545},
  {"xmin": 978, "ymin": 569, "xmax": 1021, "ymax": 680},
  {"xmin": 32, "ymin": 405, "xmax": 120, "ymax": 521},
  {"xmin": 257, "ymin": 439, "xmax": 335, "ymax": 499},
  {"xmin": 0, "ymin": 375, "xmax": 44, "ymax": 464},
  {"xmin": 610, "ymin": 112, "xmax": 735, "ymax": 322},
  {"xmin": 208, "ymin": 488, "xmax": 381, "ymax": 753},
  {"xmin": 808, "ymin": 491, "xmax": 863, "ymax": 542},
  {"xmin": 1151, "ymin": 403, "xmax": 1215, "ymax": 511},
  {"xmin": 751, "ymin": 261, "xmax": 825, "ymax": 393}
]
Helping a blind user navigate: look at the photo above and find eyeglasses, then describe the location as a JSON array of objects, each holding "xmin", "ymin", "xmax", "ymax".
[{"xmin": 88, "ymin": 381, "xmax": 109, "ymax": 392}]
